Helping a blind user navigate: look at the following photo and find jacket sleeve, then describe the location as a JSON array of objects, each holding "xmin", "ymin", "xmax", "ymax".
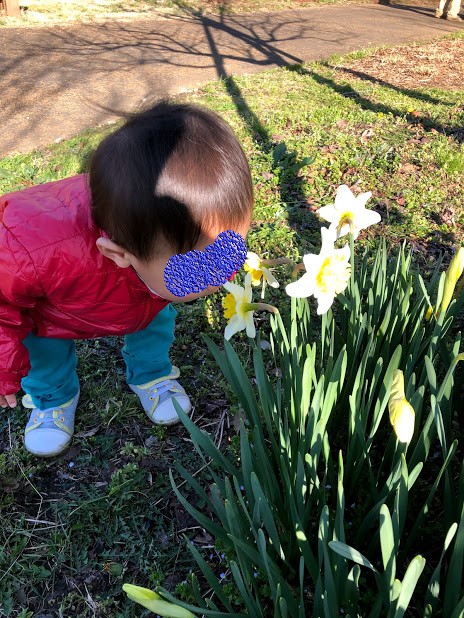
[{"xmin": 0, "ymin": 227, "xmax": 42, "ymax": 395}]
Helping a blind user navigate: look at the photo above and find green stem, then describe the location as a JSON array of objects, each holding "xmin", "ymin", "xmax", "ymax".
[
  {"xmin": 245, "ymin": 302, "xmax": 279, "ymax": 314},
  {"xmin": 349, "ymin": 233, "xmax": 355, "ymax": 289},
  {"xmin": 262, "ymin": 257, "xmax": 294, "ymax": 267}
]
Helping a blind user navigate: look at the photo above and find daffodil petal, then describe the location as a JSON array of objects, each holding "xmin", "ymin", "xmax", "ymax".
[
  {"xmin": 245, "ymin": 312, "xmax": 256, "ymax": 338},
  {"xmin": 355, "ymin": 190, "xmax": 373, "ymax": 208},
  {"xmin": 302, "ymin": 253, "xmax": 322, "ymax": 272},
  {"xmin": 245, "ymin": 251, "xmax": 261, "ymax": 269},
  {"xmin": 316, "ymin": 293, "xmax": 336, "ymax": 315},
  {"xmin": 223, "ymin": 281, "xmax": 245, "ymax": 297},
  {"xmin": 286, "ymin": 273, "xmax": 316, "ymax": 298},
  {"xmin": 320, "ymin": 226, "xmax": 338, "ymax": 253},
  {"xmin": 358, "ymin": 209, "xmax": 381, "ymax": 228},
  {"xmin": 334, "ymin": 184, "xmax": 357, "ymax": 207},
  {"xmin": 262, "ymin": 266, "xmax": 280, "ymax": 288},
  {"xmin": 317, "ymin": 205, "xmax": 338, "ymax": 223},
  {"xmin": 337, "ymin": 244, "xmax": 351, "ymax": 260},
  {"xmin": 224, "ymin": 314, "xmax": 246, "ymax": 340}
]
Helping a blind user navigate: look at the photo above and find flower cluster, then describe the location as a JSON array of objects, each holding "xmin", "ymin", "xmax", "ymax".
[{"xmin": 222, "ymin": 184, "xmax": 381, "ymax": 338}]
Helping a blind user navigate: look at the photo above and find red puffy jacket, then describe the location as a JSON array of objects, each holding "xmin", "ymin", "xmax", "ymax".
[{"xmin": 0, "ymin": 174, "xmax": 169, "ymax": 395}]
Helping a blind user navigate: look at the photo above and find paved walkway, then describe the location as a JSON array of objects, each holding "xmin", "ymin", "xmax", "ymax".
[{"xmin": 0, "ymin": 2, "xmax": 462, "ymax": 156}]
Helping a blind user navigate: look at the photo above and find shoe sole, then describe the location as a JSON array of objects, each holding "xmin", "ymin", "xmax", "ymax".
[{"xmin": 24, "ymin": 441, "xmax": 72, "ymax": 457}]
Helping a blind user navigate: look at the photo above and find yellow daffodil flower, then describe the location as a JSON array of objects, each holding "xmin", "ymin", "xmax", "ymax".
[
  {"xmin": 285, "ymin": 227, "xmax": 351, "ymax": 315},
  {"xmin": 317, "ymin": 184, "xmax": 381, "ymax": 240},
  {"xmin": 440, "ymin": 247, "xmax": 464, "ymax": 315},
  {"xmin": 244, "ymin": 252, "xmax": 280, "ymax": 295},
  {"xmin": 388, "ymin": 369, "xmax": 415, "ymax": 443},
  {"xmin": 223, "ymin": 273, "xmax": 278, "ymax": 340},
  {"xmin": 122, "ymin": 584, "xmax": 195, "ymax": 617}
]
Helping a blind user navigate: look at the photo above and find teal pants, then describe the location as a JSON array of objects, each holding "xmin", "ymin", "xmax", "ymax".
[{"xmin": 21, "ymin": 305, "xmax": 176, "ymax": 409}]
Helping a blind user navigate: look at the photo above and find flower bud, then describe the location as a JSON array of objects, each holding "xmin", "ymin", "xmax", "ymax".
[
  {"xmin": 440, "ymin": 247, "xmax": 464, "ymax": 314},
  {"xmin": 388, "ymin": 369, "xmax": 415, "ymax": 443},
  {"xmin": 123, "ymin": 584, "xmax": 195, "ymax": 617}
]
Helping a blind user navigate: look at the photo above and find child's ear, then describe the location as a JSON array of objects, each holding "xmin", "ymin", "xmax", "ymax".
[{"xmin": 96, "ymin": 237, "xmax": 133, "ymax": 268}]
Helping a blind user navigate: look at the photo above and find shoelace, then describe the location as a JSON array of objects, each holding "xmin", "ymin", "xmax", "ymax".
[
  {"xmin": 144, "ymin": 379, "xmax": 177, "ymax": 400},
  {"xmin": 29, "ymin": 408, "xmax": 66, "ymax": 428}
]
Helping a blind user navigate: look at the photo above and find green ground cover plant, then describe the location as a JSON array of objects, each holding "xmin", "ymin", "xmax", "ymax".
[{"xmin": 1, "ymin": 33, "xmax": 463, "ymax": 616}]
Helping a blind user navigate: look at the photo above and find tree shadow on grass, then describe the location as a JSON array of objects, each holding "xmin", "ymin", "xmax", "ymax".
[
  {"xmin": 183, "ymin": 4, "xmax": 463, "ymax": 254},
  {"xmin": 287, "ymin": 63, "xmax": 464, "ymax": 140},
  {"xmin": 190, "ymin": 7, "xmax": 329, "ymax": 255}
]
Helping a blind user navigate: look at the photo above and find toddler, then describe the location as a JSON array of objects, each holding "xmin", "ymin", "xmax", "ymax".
[{"xmin": 0, "ymin": 100, "xmax": 253, "ymax": 457}]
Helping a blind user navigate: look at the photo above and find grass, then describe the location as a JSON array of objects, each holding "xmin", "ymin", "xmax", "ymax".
[{"xmin": 1, "ymin": 32, "xmax": 464, "ymax": 616}]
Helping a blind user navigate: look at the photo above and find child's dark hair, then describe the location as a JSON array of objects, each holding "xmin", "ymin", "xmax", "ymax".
[{"xmin": 89, "ymin": 99, "xmax": 253, "ymax": 261}]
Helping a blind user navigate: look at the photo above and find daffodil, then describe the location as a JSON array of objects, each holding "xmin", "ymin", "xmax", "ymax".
[
  {"xmin": 317, "ymin": 184, "xmax": 381, "ymax": 239},
  {"xmin": 440, "ymin": 247, "xmax": 464, "ymax": 315},
  {"xmin": 388, "ymin": 369, "xmax": 415, "ymax": 443},
  {"xmin": 223, "ymin": 273, "xmax": 278, "ymax": 340},
  {"xmin": 285, "ymin": 227, "xmax": 351, "ymax": 315},
  {"xmin": 123, "ymin": 584, "xmax": 195, "ymax": 617},
  {"xmin": 244, "ymin": 251, "xmax": 280, "ymax": 298}
]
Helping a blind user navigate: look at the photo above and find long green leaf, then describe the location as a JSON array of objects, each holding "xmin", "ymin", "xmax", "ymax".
[
  {"xmin": 329, "ymin": 541, "xmax": 377, "ymax": 572},
  {"xmin": 391, "ymin": 555, "xmax": 426, "ymax": 618},
  {"xmin": 379, "ymin": 504, "xmax": 396, "ymax": 595},
  {"xmin": 425, "ymin": 522, "xmax": 458, "ymax": 611},
  {"xmin": 444, "ymin": 503, "xmax": 464, "ymax": 616}
]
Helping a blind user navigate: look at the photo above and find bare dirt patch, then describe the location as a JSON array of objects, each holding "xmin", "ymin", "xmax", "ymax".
[{"xmin": 339, "ymin": 37, "xmax": 464, "ymax": 91}]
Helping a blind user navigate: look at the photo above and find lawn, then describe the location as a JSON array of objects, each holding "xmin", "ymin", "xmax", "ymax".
[{"xmin": 1, "ymin": 32, "xmax": 464, "ymax": 617}]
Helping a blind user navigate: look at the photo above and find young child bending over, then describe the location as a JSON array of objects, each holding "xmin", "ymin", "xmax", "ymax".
[{"xmin": 0, "ymin": 100, "xmax": 253, "ymax": 457}]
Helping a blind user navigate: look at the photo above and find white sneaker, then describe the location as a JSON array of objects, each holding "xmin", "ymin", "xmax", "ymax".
[
  {"xmin": 23, "ymin": 391, "xmax": 79, "ymax": 457},
  {"xmin": 129, "ymin": 366, "xmax": 191, "ymax": 425}
]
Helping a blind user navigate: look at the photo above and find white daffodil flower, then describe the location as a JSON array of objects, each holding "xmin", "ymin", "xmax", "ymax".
[
  {"xmin": 317, "ymin": 184, "xmax": 381, "ymax": 239},
  {"xmin": 222, "ymin": 273, "xmax": 278, "ymax": 340},
  {"xmin": 244, "ymin": 252, "xmax": 280, "ymax": 289},
  {"xmin": 285, "ymin": 227, "xmax": 351, "ymax": 315},
  {"xmin": 223, "ymin": 273, "xmax": 257, "ymax": 340}
]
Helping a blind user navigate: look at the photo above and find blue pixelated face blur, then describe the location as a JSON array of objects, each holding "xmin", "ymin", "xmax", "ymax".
[
  {"xmin": 163, "ymin": 230, "xmax": 247, "ymax": 298},
  {"xmin": 131, "ymin": 223, "xmax": 250, "ymax": 303}
]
